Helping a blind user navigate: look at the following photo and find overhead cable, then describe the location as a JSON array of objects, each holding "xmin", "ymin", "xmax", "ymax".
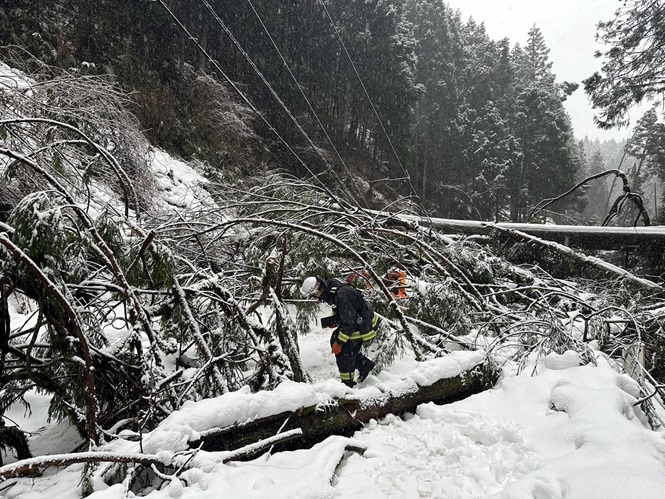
[
  {"xmin": 198, "ymin": 0, "xmax": 359, "ymax": 209},
  {"xmin": 155, "ymin": 0, "xmax": 346, "ymax": 208}
]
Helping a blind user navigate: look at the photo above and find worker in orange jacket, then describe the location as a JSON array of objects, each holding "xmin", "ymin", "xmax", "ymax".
[{"xmin": 382, "ymin": 269, "xmax": 407, "ymax": 299}]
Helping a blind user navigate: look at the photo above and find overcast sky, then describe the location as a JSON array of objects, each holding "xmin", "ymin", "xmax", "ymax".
[{"xmin": 444, "ymin": 0, "xmax": 646, "ymax": 142}]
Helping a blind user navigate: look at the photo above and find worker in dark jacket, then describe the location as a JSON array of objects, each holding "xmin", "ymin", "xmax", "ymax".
[{"xmin": 301, "ymin": 276, "xmax": 379, "ymax": 387}]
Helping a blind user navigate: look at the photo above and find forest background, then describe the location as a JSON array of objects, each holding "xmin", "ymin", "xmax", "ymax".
[{"xmin": 2, "ymin": 0, "xmax": 661, "ymax": 226}]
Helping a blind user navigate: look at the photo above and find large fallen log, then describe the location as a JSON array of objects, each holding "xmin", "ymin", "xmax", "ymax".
[
  {"xmin": 190, "ymin": 362, "xmax": 492, "ymax": 453},
  {"xmin": 388, "ymin": 213, "xmax": 665, "ymax": 251}
]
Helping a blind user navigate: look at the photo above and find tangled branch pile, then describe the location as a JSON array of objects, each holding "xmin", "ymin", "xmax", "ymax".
[{"xmin": 2, "ymin": 60, "xmax": 665, "ymax": 489}]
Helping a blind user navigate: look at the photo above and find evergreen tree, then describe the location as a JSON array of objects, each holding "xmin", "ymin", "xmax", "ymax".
[
  {"xmin": 463, "ymin": 101, "xmax": 521, "ymax": 221},
  {"xmin": 0, "ymin": 0, "xmax": 59, "ymax": 63},
  {"xmin": 404, "ymin": 0, "xmax": 465, "ymax": 211},
  {"xmin": 458, "ymin": 21, "xmax": 520, "ymax": 221},
  {"xmin": 625, "ymin": 107, "xmax": 665, "ymax": 186},
  {"xmin": 584, "ymin": 0, "xmax": 665, "ymax": 129},
  {"xmin": 509, "ymin": 26, "xmax": 577, "ymax": 222},
  {"xmin": 515, "ymin": 24, "xmax": 555, "ymax": 87}
]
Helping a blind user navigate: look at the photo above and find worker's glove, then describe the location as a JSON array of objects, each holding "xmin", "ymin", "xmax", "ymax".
[{"xmin": 331, "ymin": 342, "xmax": 342, "ymax": 355}]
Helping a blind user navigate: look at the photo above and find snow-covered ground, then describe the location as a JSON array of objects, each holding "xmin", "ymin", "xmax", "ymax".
[
  {"xmin": 4, "ymin": 321, "xmax": 665, "ymax": 498},
  {"xmin": 4, "ymin": 251, "xmax": 665, "ymax": 499}
]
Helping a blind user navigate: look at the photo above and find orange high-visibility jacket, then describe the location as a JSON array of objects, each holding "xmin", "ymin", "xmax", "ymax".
[{"xmin": 383, "ymin": 270, "xmax": 407, "ymax": 299}]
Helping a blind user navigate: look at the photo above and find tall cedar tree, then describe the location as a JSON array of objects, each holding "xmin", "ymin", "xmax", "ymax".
[
  {"xmin": 509, "ymin": 26, "xmax": 577, "ymax": 222},
  {"xmin": 625, "ymin": 108, "xmax": 665, "ymax": 189},
  {"xmin": 404, "ymin": 0, "xmax": 465, "ymax": 210}
]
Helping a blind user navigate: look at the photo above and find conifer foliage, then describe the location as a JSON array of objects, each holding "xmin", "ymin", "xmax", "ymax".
[
  {"xmin": 0, "ymin": 0, "xmax": 586, "ymax": 222},
  {"xmin": 584, "ymin": 0, "xmax": 665, "ymax": 129}
]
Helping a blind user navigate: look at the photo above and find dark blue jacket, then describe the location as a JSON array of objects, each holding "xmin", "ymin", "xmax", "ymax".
[{"xmin": 319, "ymin": 279, "xmax": 376, "ymax": 343}]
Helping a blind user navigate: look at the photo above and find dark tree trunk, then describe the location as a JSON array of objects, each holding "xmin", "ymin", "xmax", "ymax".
[{"xmin": 190, "ymin": 363, "xmax": 490, "ymax": 454}]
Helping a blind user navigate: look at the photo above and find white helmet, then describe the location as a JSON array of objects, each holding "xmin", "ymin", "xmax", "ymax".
[{"xmin": 300, "ymin": 276, "xmax": 321, "ymax": 298}]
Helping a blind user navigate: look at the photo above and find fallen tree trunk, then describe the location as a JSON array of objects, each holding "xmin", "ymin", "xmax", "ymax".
[
  {"xmin": 384, "ymin": 213, "xmax": 664, "ymax": 291},
  {"xmin": 490, "ymin": 226, "xmax": 664, "ymax": 292},
  {"xmin": 388, "ymin": 213, "xmax": 665, "ymax": 251},
  {"xmin": 191, "ymin": 362, "xmax": 491, "ymax": 453}
]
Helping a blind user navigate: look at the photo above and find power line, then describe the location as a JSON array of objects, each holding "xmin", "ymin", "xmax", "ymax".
[
  {"xmin": 197, "ymin": 0, "xmax": 361, "ymax": 210},
  {"xmin": 316, "ymin": 0, "xmax": 430, "ymax": 220},
  {"xmin": 155, "ymin": 0, "xmax": 346, "ymax": 208}
]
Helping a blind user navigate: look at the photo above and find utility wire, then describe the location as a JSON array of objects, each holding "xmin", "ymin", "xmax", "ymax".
[
  {"xmin": 197, "ymin": 0, "xmax": 359, "ymax": 210},
  {"xmin": 316, "ymin": 0, "xmax": 431, "ymax": 221},
  {"xmin": 244, "ymin": 0, "xmax": 362, "ymax": 209},
  {"xmin": 155, "ymin": 0, "xmax": 345, "ymax": 208}
]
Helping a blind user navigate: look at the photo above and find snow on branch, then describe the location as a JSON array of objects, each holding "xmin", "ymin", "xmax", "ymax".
[
  {"xmin": 491, "ymin": 225, "xmax": 663, "ymax": 291},
  {"xmin": 0, "ymin": 451, "xmax": 175, "ymax": 480}
]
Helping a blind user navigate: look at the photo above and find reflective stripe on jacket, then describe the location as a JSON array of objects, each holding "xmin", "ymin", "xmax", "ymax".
[{"xmin": 320, "ymin": 279, "xmax": 376, "ymax": 343}]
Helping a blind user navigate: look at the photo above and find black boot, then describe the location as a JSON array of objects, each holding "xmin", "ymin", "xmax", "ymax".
[
  {"xmin": 342, "ymin": 379, "xmax": 356, "ymax": 388},
  {"xmin": 357, "ymin": 359, "xmax": 376, "ymax": 382}
]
